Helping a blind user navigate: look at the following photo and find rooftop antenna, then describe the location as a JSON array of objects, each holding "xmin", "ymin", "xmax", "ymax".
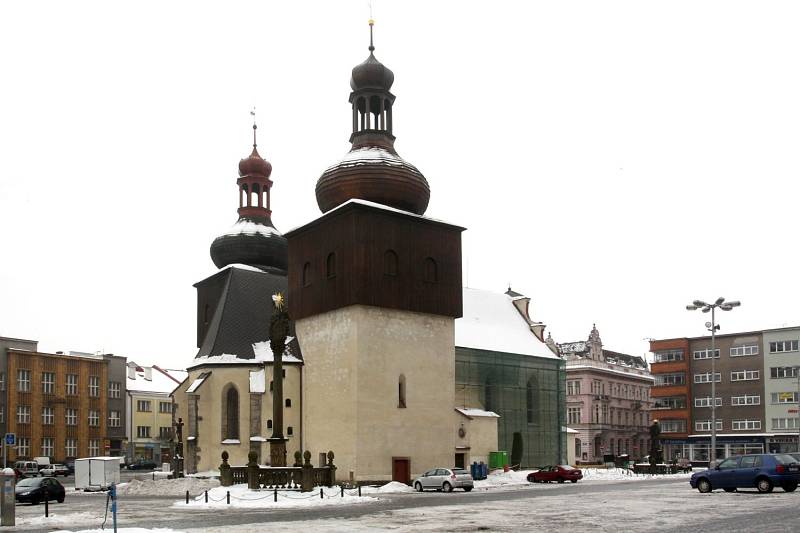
[{"xmin": 250, "ymin": 107, "xmax": 257, "ymax": 148}]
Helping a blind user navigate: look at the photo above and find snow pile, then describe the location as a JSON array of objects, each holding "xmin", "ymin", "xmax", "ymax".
[
  {"xmin": 116, "ymin": 477, "xmax": 220, "ymax": 496},
  {"xmin": 473, "ymin": 469, "xmax": 533, "ymax": 489},
  {"xmin": 362, "ymin": 481, "xmax": 416, "ymax": 494},
  {"xmin": 581, "ymin": 467, "xmax": 694, "ymax": 481},
  {"xmin": 174, "ymin": 483, "xmax": 377, "ymax": 509},
  {"xmin": 16, "ymin": 511, "xmax": 103, "ymax": 528},
  {"xmin": 52, "ymin": 529, "xmax": 181, "ymax": 533},
  {"xmin": 187, "ymin": 469, "xmax": 220, "ymax": 478}
]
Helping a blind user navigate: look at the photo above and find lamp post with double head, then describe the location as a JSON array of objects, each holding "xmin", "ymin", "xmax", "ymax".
[{"xmin": 686, "ymin": 297, "xmax": 741, "ymax": 465}]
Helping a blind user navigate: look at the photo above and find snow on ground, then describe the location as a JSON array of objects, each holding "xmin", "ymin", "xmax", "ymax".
[
  {"xmin": 15, "ymin": 511, "xmax": 105, "ymax": 529},
  {"xmin": 360, "ymin": 481, "xmax": 417, "ymax": 494},
  {"xmin": 186, "ymin": 470, "xmax": 220, "ymax": 478},
  {"xmin": 52, "ymin": 529, "xmax": 181, "ymax": 533},
  {"xmin": 173, "ymin": 483, "xmax": 377, "ymax": 509},
  {"xmin": 581, "ymin": 467, "xmax": 695, "ymax": 481},
  {"xmin": 473, "ymin": 468, "xmax": 532, "ymax": 489},
  {"xmin": 117, "ymin": 477, "xmax": 220, "ymax": 496}
]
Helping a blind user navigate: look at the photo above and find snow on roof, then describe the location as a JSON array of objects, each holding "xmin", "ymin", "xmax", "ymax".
[
  {"xmin": 186, "ymin": 372, "xmax": 210, "ymax": 394},
  {"xmin": 222, "ymin": 263, "xmax": 265, "ymax": 273},
  {"xmin": 249, "ymin": 369, "xmax": 265, "ymax": 393},
  {"xmin": 562, "ymin": 427, "xmax": 580, "ymax": 434},
  {"xmin": 325, "ymin": 146, "xmax": 422, "ymax": 173},
  {"xmin": 456, "ymin": 288, "xmax": 559, "ymax": 359},
  {"xmin": 127, "ymin": 365, "xmax": 187, "ymax": 394},
  {"xmin": 189, "ymin": 337, "xmax": 302, "ymax": 368},
  {"xmin": 220, "ymin": 220, "xmax": 282, "ymax": 239},
  {"xmin": 456, "ymin": 408, "xmax": 500, "ymax": 419}
]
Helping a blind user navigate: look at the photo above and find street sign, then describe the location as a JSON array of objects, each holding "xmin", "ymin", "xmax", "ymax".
[
  {"xmin": 788, "ymin": 409, "xmax": 798, "ymax": 413},
  {"xmin": 3, "ymin": 435, "xmax": 13, "ymax": 446}
]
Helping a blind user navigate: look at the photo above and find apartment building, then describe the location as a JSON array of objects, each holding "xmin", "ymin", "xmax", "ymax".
[{"xmin": 762, "ymin": 327, "xmax": 800, "ymax": 453}]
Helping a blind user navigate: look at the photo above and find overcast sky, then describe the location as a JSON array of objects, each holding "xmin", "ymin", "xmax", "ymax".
[{"xmin": 2, "ymin": 1, "xmax": 799, "ymax": 368}]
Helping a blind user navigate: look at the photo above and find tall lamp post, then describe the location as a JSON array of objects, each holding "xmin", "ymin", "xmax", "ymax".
[{"xmin": 686, "ymin": 297, "xmax": 741, "ymax": 464}]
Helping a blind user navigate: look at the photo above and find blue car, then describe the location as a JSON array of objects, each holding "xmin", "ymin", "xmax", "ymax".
[{"xmin": 690, "ymin": 454, "xmax": 800, "ymax": 493}]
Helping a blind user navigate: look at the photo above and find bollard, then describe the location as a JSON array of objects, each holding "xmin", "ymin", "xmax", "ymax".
[
  {"xmin": 44, "ymin": 487, "xmax": 49, "ymax": 518},
  {"xmin": 110, "ymin": 482, "xmax": 117, "ymax": 533},
  {"xmin": 152, "ymin": 472, "xmax": 155, "ymax": 481},
  {"xmin": 185, "ymin": 490, "xmax": 189, "ymax": 505},
  {"xmin": 226, "ymin": 491, "xmax": 230, "ymax": 505},
  {"xmin": 1, "ymin": 468, "xmax": 16, "ymax": 527},
  {"xmin": 340, "ymin": 485, "xmax": 344, "ymax": 498},
  {"xmin": 205, "ymin": 490, "xmax": 208, "ymax": 503},
  {"xmin": 320, "ymin": 488, "xmax": 323, "ymax": 499},
  {"xmin": 358, "ymin": 484, "xmax": 361, "ymax": 497},
  {"xmin": 274, "ymin": 487, "xmax": 277, "ymax": 502}
]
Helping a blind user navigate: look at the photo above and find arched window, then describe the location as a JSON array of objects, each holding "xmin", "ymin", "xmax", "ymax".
[
  {"xmin": 526, "ymin": 378, "xmax": 537, "ymax": 425},
  {"xmin": 398, "ymin": 374, "xmax": 406, "ymax": 408},
  {"xmin": 222, "ymin": 384, "xmax": 239, "ymax": 440},
  {"xmin": 326, "ymin": 253, "xmax": 336, "ymax": 278},
  {"xmin": 242, "ymin": 184, "xmax": 249, "ymax": 207},
  {"xmin": 252, "ymin": 183, "xmax": 260, "ymax": 207},
  {"xmin": 384, "ymin": 250, "xmax": 398, "ymax": 276},
  {"xmin": 424, "ymin": 257, "xmax": 438, "ymax": 283},
  {"xmin": 302, "ymin": 262, "xmax": 311, "ymax": 287},
  {"xmin": 267, "ymin": 419, "xmax": 273, "ymax": 429},
  {"xmin": 484, "ymin": 377, "xmax": 493, "ymax": 411},
  {"xmin": 285, "ymin": 398, "xmax": 292, "ymax": 408}
]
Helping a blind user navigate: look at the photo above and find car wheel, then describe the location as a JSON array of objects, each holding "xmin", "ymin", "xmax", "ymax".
[
  {"xmin": 570, "ymin": 479, "xmax": 578, "ymax": 483},
  {"xmin": 557, "ymin": 478, "xmax": 564, "ymax": 483},
  {"xmin": 723, "ymin": 488, "xmax": 736, "ymax": 492},
  {"xmin": 57, "ymin": 496, "xmax": 64, "ymax": 503},
  {"xmin": 463, "ymin": 486, "xmax": 473, "ymax": 492},
  {"xmin": 442, "ymin": 482, "xmax": 453, "ymax": 493},
  {"xmin": 782, "ymin": 482, "xmax": 797, "ymax": 493},
  {"xmin": 414, "ymin": 482, "xmax": 423, "ymax": 492},
  {"xmin": 697, "ymin": 478, "xmax": 712, "ymax": 493},
  {"xmin": 756, "ymin": 477, "xmax": 773, "ymax": 494}
]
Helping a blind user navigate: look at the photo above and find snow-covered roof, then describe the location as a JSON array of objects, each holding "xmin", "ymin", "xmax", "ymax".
[
  {"xmin": 221, "ymin": 263, "xmax": 265, "ymax": 274},
  {"xmin": 455, "ymin": 408, "xmax": 500, "ymax": 419},
  {"xmin": 249, "ymin": 369, "xmax": 265, "ymax": 393},
  {"xmin": 189, "ymin": 337, "xmax": 302, "ymax": 368},
  {"xmin": 562, "ymin": 426, "xmax": 580, "ymax": 434},
  {"xmin": 127, "ymin": 365, "xmax": 187, "ymax": 394},
  {"xmin": 186, "ymin": 372, "xmax": 210, "ymax": 394},
  {"xmin": 219, "ymin": 220, "xmax": 282, "ymax": 239},
  {"xmin": 456, "ymin": 288, "xmax": 559, "ymax": 359},
  {"xmin": 325, "ymin": 146, "xmax": 422, "ymax": 173}
]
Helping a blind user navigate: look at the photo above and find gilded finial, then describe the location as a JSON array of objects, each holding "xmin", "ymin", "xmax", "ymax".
[
  {"xmin": 250, "ymin": 107, "xmax": 257, "ymax": 148},
  {"xmin": 368, "ymin": 18, "xmax": 375, "ymax": 52},
  {"xmin": 272, "ymin": 292, "xmax": 285, "ymax": 311}
]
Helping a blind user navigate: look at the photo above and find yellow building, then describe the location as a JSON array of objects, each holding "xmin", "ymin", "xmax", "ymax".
[{"xmin": 126, "ymin": 362, "xmax": 186, "ymax": 464}]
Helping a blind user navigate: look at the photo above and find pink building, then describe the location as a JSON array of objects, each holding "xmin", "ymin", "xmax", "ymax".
[{"xmin": 560, "ymin": 326, "xmax": 654, "ymax": 463}]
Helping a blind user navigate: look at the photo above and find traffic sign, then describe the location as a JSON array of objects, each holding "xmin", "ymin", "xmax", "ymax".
[{"xmin": 3, "ymin": 434, "xmax": 14, "ymax": 446}]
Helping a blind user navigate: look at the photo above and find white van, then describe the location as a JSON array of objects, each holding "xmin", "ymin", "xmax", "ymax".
[{"xmin": 14, "ymin": 461, "xmax": 40, "ymax": 477}]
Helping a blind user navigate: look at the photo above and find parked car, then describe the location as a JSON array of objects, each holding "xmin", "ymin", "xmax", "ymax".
[
  {"xmin": 413, "ymin": 468, "xmax": 473, "ymax": 492},
  {"xmin": 65, "ymin": 460, "xmax": 75, "ymax": 475},
  {"xmin": 15, "ymin": 477, "xmax": 65, "ymax": 505},
  {"xmin": 40, "ymin": 464, "xmax": 70, "ymax": 477},
  {"xmin": 14, "ymin": 461, "xmax": 40, "ymax": 478},
  {"xmin": 690, "ymin": 454, "xmax": 800, "ymax": 493},
  {"xmin": 527, "ymin": 465, "xmax": 583, "ymax": 483},
  {"xmin": 126, "ymin": 459, "xmax": 158, "ymax": 470}
]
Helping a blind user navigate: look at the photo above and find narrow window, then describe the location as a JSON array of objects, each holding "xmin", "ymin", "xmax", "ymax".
[
  {"xmin": 267, "ymin": 419, "xmax": 273, "ymax": 429},
  {"xmin": 424, "ymin": 257, "xmax": 438, "ymax": 283},
  {"xmin": 484, "ymin": 378, "xmax": 493, "ymax": 411},
  {"xmin": 287, "ymin": 426, "xmax": 293, "ymax": 436},
  {"xmin": 398, "ymin": 375, "xmax": 407, "ymax": 408},
  {"xmin": 302, "ymin": 262, "xmax": 312, "ymax": 287},
  {"xmin": 285, "ymin": 398, "xmax": 292, "ymax": 408},
  {"xmin": 384, "ymin": 250, "xmax": 398, "ymax": 276},
  {"xmin": 526, "ymin": 378, "xmax": 536, "ymax": 424},
  {"xmin": 326, "ymin": 252, "xmax": 336, "ymax": 278},
  {"xmin": 224, "ymin": 385, "xmax": 239, "ymax": 440}
]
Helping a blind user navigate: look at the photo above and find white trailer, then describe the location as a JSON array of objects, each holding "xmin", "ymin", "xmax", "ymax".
[{"xmin": 74, "ymin": 457, "xmax": 121, "ymax": 491}]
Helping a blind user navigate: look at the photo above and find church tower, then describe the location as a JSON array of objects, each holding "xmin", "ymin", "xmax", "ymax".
[{"xmin": 287, "ymin": 20, "xmax": 464, "ymax": 483}]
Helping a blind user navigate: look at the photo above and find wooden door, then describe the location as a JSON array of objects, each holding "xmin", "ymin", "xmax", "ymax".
[
  {"xmin": 455, "ymin": 453, "xmax": 465, "ymax": 469},
  {"xmin": 392, "ymin": 458, "xmax": 410, "ymax": 484}
]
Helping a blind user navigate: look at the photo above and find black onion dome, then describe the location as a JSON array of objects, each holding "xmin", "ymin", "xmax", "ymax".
[
  {"xmin": 350, "ymin": 53, "xmax": 394, "ymax": 92},
  {"xmin": 210, "ymin": 217, "xmax": 288, "ymax": 275}
]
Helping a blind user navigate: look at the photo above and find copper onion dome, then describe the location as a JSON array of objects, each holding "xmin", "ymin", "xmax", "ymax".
[{"xmin": 315, "ymin": 20, "xmax": 430, "ymax": 216}]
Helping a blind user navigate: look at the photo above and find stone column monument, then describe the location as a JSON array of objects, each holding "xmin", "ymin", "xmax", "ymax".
[{"xmin": 268, "ymin": 293, "xmax": 289, "ymax": 467}]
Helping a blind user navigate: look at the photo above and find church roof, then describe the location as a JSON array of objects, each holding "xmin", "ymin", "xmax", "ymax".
[
  {"xmin": 456, "ymin": 288, "xmax": 559, "ymax": 359},
  {"xmin": 194, "ymin": 265, "xmax": 291, "ymax": 361}
]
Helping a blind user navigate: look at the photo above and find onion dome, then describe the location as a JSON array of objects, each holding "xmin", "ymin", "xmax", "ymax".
[
  {"xmin": 210, "ymin": 120, "xmax": 288, "ymax": 274},
  {"xmin": 315, "ymin": 19, "xmax": 430, "ymax": 216}
]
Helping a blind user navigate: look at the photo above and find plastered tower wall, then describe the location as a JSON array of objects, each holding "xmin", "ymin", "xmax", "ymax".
[{"xmin": 299, "ymin": 305, "xmax": 455, "ymax": 481}]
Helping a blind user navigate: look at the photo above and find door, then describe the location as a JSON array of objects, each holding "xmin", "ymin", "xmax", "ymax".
[
  {"xmin": 735, "ymin": 455, "xmax": 760, "ymax": 487},
  {"xmin": 392, "ymin": 458, "xmax": 410, "ymax": 485},
  {"xmin": 714, "ymin": 456, "xmax": 741, "ymax": 488},
  {"xmin": 455, "ymin": 453, "xmax": 465, "ymax": 469}
]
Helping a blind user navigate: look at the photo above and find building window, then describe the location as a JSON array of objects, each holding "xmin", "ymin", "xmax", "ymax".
[
  {"xmin": 384, "ymin": 250, "xmax": 398, "ymax": 276},
  {"xmin": 88, "ymin": 439, "xmax": 100, "ymax": 456},
  {"xmin": 694, "ymin": 372, "xmax": 722, "ymax": 384},
  {"xmin": 66, "ymin": 374, "xmax": 78, "ymax": 395},
  {"xmin": 770, "ymin": 392, "xmax": 798, "ymax": 404},
  {"xmin": 659, "ymin": 420, "xmax": 687, "ymax": 433},
  {"xmin": 109, "ymin": 382, "xmax": 121, "ymax": 399},
  {"xmin": 326, "ymin": 252, "xmax": 336, "ymax": 278},
  {"xmin": 653, "ymin": 350, "xmax": 683, "ymax": 363},
  {"xmin": 695, "ymin": 420, "xmax": 723, "ymax": 431},
  {"xmin": 65, "ymin": 438, "xmax": 77, "ymax": 458},
  {"xmin": 0, "ymin": 372, "xmax": 5, "ymax": 391},
  {"xmin": 730, "ymin": 345, "xmax": 758, "ymax": 357},
  {"xmin": 653, "ymin": 396, "xmax": 687, "ymax": 409},
  {"xmin": 88, "ymin": 410, "xmax": 100, "ymax": 427},
  {"xmin": 88, "ymin": 375, "xmax": 100, "ymax": 397},
  {"xmin": 42, "ymin": 406, "xmax": 54, "ymax": 425},
  {"xmin": 694, "ymin": 397, "xmax": 722, "ymax": 408},
  {"xmin": 17, "ymin": 369, "xmax": 31, "ymax": 392},
  {"xmin": 16, "ymin": 405, "xmax": 31, "ymax": 424},
  {"xmin": 526, "ymin": 378, "xmax": 538, "ymax": 424},
  {"xmin": 42, "ymin": 372, "xmax": 55, "ymax": 394},
  {"xmin": 159, "ymin": 426, "xmax": 172, "ymax": 440},
  {"xmin": 398, "ymin": 374, "xmax": 406, "ymax": 408},
  {"xmin": 137, "ymin": 426, "xmax": 151, "ymax": 438},
  {"xmin": 423, "ymin": 257, "xmax": 438, "ymax": 283},
  {"xmin": 285, "ymin": 398, "xmax": 292, "ymax": 408},
  {"xmin": 0, "ymin": 407, "xmax": 3, "ymax": 424},
  {"xmin": 17, "ymin": 437, "xmax": 30, "ymax": 458},
  {"xmin": 302, "ymin": 262, "xmax": 312, "ymax": 287},
  {"xmin": 730, "ymin": 370, "xmax": 760, "ymax": 381},
  {"xmin": 772, "ymin": 418, "xmax": 800, "ymax": 430},
  {"xmin": 732, "ymin": 395, "xmax": 761, "ymax": 406},
  {"xmin": 732, "ymin": 419, "xmax": 761, "ymax": 430},
  {"xmin": 654, "ymin": 373, "xmax": 685, "ymax": 386},
  {"xmin": 41, "ymin": 438, "xmax": 54, "ymax": 458},
  {"xmin": 109, "ymin": 410, "xmax": 121, "ymax": 427},
  {"xmin": 693, "ymin": 349, "xmax": 720, "ymax": 360},
  {"xmin": 771, "ymin": 367, "xmax": 798, "ymax": 379},
  {"xmin": 287, "ymin": 426, "xmax": 293, "ymax": 436},
  {"xmin": 567, "ymin": 407, "xmax": 581, "ymax": 425},
  {"xmin": 65, "ymin": 408, "xmax": 77, "ymax": 426},
  {"xmin": 223, "ymin": 385, "xmax": 239, "ymax": 440},
  {"xmin": 484, "ymin": 378, "xmax": 493, "ymax": 411},
  {"xmin": 137, "ymin": 400, "xmax": 152, "ymax": 412},
  {"xmin": 769, "ymin": 340, "xmax": 799, "ymax": 353},
  {"xmin": 266, "ymin": 419, "xmax": 273, "ymax": 429},
  {"xmin": 567, "ymin": 380, "xmax": 581, "ymax": 395},
  {"xmin": 159, "ymin": 402, "xmax": 172, "ymax": 414}
]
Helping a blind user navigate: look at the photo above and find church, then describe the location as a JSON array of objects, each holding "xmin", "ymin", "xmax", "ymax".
[{"xmin": 172, "ymin": 21, "xmax": 564, "ymax": 482}]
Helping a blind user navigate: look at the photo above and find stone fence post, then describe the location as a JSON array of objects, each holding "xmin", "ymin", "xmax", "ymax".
[
  {"xmin": 219, "ymin": 451, "xmax": 232, "ymax": 487},
  {"xmin": 301, "ymin": 450, "xmax": 314, "ymax": 492},
  {"xmin": 247, "ymin": 451, "xmax": 259, "ymax": 490},
  {"xmin": 293, "ymin": 451, "xmax": 302, "ymax": 468},
  {"xmin": 326, "ymin": 450, "xmax": 336, "ymax": 487}
]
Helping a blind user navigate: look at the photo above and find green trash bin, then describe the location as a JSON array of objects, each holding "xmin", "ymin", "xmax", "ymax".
[{"xmin": 489, "ymin": 451, "xmax": 508, "ymax": 469}]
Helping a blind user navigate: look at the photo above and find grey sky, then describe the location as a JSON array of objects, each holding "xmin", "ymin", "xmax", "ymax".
[{"xmin": 1, "ymin": 1, "xmax": 798, "ymax": 368}]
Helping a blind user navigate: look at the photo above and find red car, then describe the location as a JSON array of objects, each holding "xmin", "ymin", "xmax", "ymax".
[{"xmin": 527, "ymin": 465, "xmax": 583, "ymax": 483}]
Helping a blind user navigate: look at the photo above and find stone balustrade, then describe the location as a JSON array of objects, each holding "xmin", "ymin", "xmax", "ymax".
[{"xmin": 219, "ymin": 449, "xmax": 336, "ymax": 492}]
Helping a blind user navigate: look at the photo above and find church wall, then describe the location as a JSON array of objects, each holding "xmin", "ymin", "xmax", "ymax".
[{"xmin": 299, "ymin": 305, "xmax": 454, "ymax": 482}]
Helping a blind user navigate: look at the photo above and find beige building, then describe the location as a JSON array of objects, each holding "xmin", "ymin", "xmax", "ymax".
[{"xmin": 454, "ymin": 408, "xmax": 499, "ymax": 466}]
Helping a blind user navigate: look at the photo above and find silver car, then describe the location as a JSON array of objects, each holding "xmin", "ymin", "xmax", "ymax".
[{"xmin": 413, "ymin": 468, "xmax": 474, "ymax": 492}]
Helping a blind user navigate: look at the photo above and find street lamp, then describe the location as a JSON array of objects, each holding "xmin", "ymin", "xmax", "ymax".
[{"xmin": 686, "ymin": 297, "xmax": 741, "ymax": 465}]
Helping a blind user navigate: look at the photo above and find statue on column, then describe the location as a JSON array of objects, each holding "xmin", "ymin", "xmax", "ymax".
[
  {"xmin": 648, "ymin": 420, "xmax": 662, "ymax": 472},
  {"xmin": 268, "ymin": 293, "xmax": 290, "ymax": 467}
]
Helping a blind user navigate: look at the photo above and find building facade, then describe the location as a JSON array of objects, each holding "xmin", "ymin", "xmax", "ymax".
[
  {"xmin": 762, "ymin": 327, "xmax": 800, "ymax": 453},
  {"xmin": 561, "ymin": 326, "xmax": 653, "ymax": 463}
]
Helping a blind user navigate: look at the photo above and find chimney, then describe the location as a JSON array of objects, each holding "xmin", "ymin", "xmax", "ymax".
[
  {"xmin": 144, "ymin": 367, "xmax": 152, "ymax": 381},
  {"xmin": 127, "ymin": 365, "xmax": 136, "ymax": 380}
]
